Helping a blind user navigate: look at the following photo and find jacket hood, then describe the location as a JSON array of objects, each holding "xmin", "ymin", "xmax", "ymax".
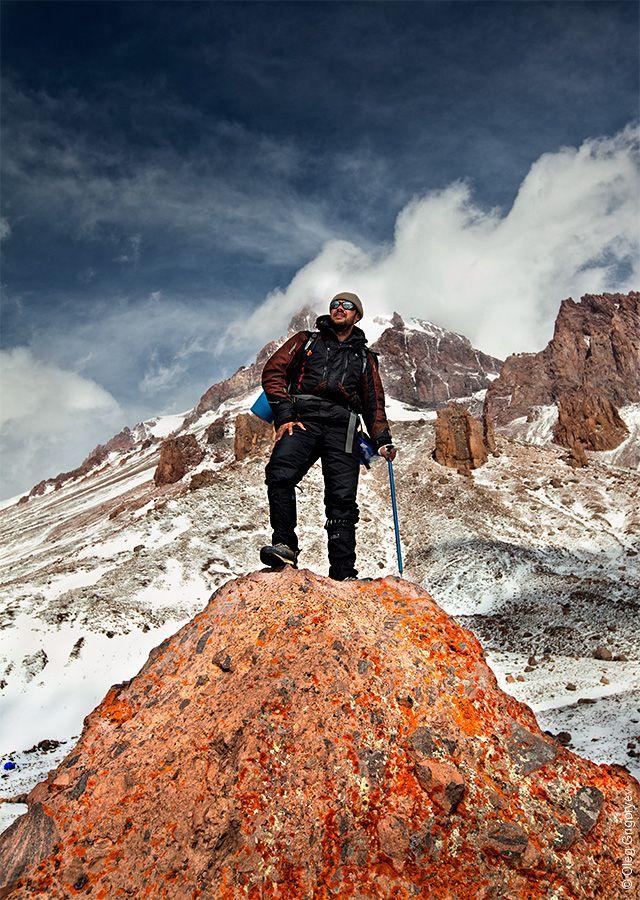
[{"xmin": 315, "ymin": 314, "xmax": 367, "ymax": 347}]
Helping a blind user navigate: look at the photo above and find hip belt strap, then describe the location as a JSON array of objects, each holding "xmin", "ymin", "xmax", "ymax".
[{"xmin": 293, "ymin": 394, "xmax": 358, "ymax": 452}]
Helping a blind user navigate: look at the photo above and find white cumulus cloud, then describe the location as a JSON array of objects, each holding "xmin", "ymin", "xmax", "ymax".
[
  {"xmin": 0, "ymin": 348, "xmax": 123, "ymax": 499},
  {"xmin": 225, "ymin": 124, "xmax": 639, "ymax": 359}
]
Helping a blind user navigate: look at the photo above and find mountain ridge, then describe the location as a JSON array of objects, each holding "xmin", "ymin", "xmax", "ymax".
[{"xmin": 15, "ymin": 306, "xmax": 502, "ymax": 505}]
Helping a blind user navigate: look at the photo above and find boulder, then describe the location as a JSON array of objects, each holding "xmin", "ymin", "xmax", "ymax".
[
  {"xmin": 554, "ymin": 392, "xmax": 629, "ymax": 452},
  {"xmin": 205, "ymin": 417, "xmax": 227, "ymax": 444},
  {"xmin": 153, "ymin": 434, "xmax": 204, "ymax": 486},
  {"xmin": 2, "ymin": 569, "xmax": 637, "ymax": 897},
  {"xmin": 565, "ymin": 442, "xmax": 588, "ymax": 469},
  {"xmin": 189, "ymin": 470, "xmax": 219, "ymax": 491}
]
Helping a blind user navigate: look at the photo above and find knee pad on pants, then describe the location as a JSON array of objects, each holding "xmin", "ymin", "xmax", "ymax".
[{"xmin": 325, "ymin": 517, "xmax": 357, "ymax": 534}]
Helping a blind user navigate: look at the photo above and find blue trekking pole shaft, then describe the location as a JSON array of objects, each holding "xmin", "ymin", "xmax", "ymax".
[{"xmin": 387, "ymin": 458, "xmax": 403, "ymax": 575}]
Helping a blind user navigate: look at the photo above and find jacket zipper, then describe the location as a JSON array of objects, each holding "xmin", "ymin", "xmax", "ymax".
[
  {"xmin": 322, "ymin": 342, "xmax": 329, "ymax": 382},
  {"xmin": 340, "ymin": 348, "xmax": 350, "ymax": 383}
]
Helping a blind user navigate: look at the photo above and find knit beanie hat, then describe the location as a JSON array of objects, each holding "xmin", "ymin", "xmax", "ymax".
[{"xmin": 330, "ymin": 291, "xmax": 363, "ymax": 319}]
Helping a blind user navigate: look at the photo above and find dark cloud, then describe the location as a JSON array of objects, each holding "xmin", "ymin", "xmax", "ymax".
[{"xmin": 0, "ymin": 0, "xmax": 638, "ymax": 498}]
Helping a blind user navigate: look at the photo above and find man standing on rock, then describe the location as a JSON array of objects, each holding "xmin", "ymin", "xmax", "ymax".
[{"xmin": 260, "ymin": 292, "xmax": 397, "ymax": 581}]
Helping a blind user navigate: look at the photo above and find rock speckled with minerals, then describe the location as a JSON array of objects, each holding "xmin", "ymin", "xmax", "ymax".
[{"xmin": 1, "ymin": 568, "xmax": 637, "ymax": 898}]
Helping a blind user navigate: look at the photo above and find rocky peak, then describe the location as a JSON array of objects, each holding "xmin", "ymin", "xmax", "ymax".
[
  {"xmin": 484, "ymin": 292, "xmax": 640, "ymax": 431},
  {"xmin": 371, "ymin": 315, "xmax": 502, "ymax": 408},
  {"xmin": 287, "ymin": 303, "xmax": 321, "ymax": 335},
  {"xmin": 2, "ymin": 568, "xmax": 637, "ymax": 896}
]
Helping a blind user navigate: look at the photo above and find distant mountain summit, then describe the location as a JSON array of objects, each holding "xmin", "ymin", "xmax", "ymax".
[
  {"xmin": 2, "ymin": 568, "xmax": 637, "ymax": 896},
  {"xmin": 16, "ymin": 293, "xmax": 640, "ymax": 504},
  {"xmin": 187, "ymin": 305, "xmax": 502, "ymax": 428},
  {"xmin": 371, "ymin": 311, "xmax": 502, "ymax": 407}
]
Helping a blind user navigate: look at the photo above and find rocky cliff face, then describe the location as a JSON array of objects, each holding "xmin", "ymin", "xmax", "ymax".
[
  {"xmin": 554, "ymin": 393, "xmax": 629, "ymax": 453},
  {"xmin": 1, "ymin": 568, "xmax": 637, "ymax": 898},
  {"xmin": 371, "ymin": 312, "xmax": 502, "ymax": 407},
  {"xmin": 484, "ymin": 292, "xmax": 640, "ymax": 436}
]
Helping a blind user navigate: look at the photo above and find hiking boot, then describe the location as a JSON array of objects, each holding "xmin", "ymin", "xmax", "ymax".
[{"xmin": 260, "ymin": 543, "xmax": 299, "ymax": 569}]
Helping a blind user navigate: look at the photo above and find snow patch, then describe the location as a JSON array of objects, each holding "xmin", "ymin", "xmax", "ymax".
[
  {"xmin": 385, "ymin": 397, "xmax": 437, "ymax": 422},
  {"xmin": 146, "ymin": 410, "xmax": 189, "ymax": 439},
  {"xmin": 77, "ymin": 530, "xmax": 146, "ymax": 560}
]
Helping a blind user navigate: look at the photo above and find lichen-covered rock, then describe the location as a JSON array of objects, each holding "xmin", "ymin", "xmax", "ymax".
[
  {"xmin": 153, "ymin": 434, "xmax": 204, "ymax": 485},
  {"xmin": 434, "ymin": 402, "xmax": 492, "ymax": 475},
  {"xmin": 1, "ymin": 569, "xmax": 637, "ymax": 898}
]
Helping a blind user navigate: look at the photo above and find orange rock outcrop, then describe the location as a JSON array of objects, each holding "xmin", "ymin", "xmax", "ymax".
[
  {"xmin": 434, "ymin": 402, "xmax": 496, "ymax": 475},
  {"xmin": 153, "ymin": 434, "xmax": 204, "ymax": 486},
  {"xmin": 1, "ymin": 569, "xmax": 637, "ymax": 897},
  {"xmin": 233, "ymin": 412, "xmax": 273, "ymax": 461}
]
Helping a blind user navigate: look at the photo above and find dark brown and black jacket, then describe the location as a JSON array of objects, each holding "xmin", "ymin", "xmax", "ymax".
[{"xmin": 262, "ymin": 315, "xmax": 392, "ymax": 450}]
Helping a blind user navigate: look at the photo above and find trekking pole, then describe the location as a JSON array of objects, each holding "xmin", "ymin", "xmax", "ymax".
[{"xmin": 387, "ymin": 457, "xmax": 403, "ymax": 575}]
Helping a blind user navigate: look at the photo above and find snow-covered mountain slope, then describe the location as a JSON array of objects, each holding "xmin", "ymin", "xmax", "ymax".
[{"xmin": 1, "ymin": 385, "xmax": 638, "ymax": 833}]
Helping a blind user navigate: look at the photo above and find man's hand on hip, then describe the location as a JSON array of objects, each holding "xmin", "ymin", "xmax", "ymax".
[
  {"xmin": 379, "ymin": 444, "xmax": 397, "ymax": 461},
  {"xmin": 274, "ymin": 421, "xmax": 307, "ymax": 443}
]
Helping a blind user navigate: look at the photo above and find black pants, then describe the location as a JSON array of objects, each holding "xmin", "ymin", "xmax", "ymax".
[{"xmin": 264, "ymin": 399, "xmax": 360, "ymax": 580}]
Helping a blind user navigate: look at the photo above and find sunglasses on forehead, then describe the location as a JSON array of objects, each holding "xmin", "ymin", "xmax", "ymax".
[{"xmin": 330, "ymin": 299, "xmax": 357, "ymax": 311}]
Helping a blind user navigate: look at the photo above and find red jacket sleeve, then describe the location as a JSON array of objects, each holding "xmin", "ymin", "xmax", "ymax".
[
  {"xmin": 360, "ymin": 351, "xmax": 393, "ymax": 450},
  {"xmin": 261, "ymin": 331, "xmax": 309, "ymax": 428}
]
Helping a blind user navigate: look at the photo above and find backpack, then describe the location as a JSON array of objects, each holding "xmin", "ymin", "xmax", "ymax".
[{"xmin": 293, "ymin": 330, "xmax": 370, "ymax": 380}]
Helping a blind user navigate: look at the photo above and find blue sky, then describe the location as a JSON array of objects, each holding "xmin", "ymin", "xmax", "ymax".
[{"xmin": 1, "ymin": 1, "xmax": 638, "ymax": 498}]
